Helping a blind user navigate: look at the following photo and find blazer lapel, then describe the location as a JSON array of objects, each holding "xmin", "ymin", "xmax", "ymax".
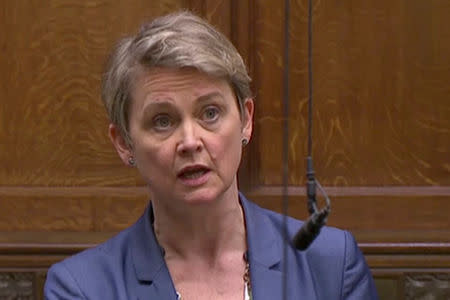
[
  {"xmin": 249, "ymin": 263, "xmax": 283, "ymax": 300},
  {"xmin": 240, "ymin": 194, "xmax": 320, "ymax": 300},
  {"xmin": 130, "ymin": 204, "xmax": 178, "ymax": 300},
  {"xmin": 240, "ymin": 194, "xmax": 284, "ymax": 300},
  {"xmin": 130, "ymin": 196, "xmax": 312, "ymax": 299}
]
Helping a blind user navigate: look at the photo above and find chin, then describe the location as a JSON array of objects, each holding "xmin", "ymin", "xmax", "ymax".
[
  {"xmin": 179, "ymin": 186, "xmax": 231, "ymax": 206},
  {"xmin": 181, "ymin": 191, "xmax": 218, "ymax": 205}
]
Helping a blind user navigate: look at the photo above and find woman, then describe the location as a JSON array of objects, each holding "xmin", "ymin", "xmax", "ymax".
[{"xmin": 45, "ymin": 11, "xmax": 378, "ymax": 299}]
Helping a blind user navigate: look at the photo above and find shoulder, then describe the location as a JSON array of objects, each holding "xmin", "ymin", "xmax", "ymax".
[
  {"xmin": 57, "ymin": 215, "xmax": 139, "ymax": 267},
  {"xmin": 253, "ymin": 201, "xmax": 350, "ymax": 260},
  {"xmin": 245, "ymin": 198, "xmax": 347, "ymax": 249},
  {"xmin": 243, "ymin": 197, "xmax": 350, "ymax": 274},
  {"xmin": 44, "ymin": 217, "xmax": 142, "ymax": 299},
  {"xmin": 243, "ymin": 197, "xmax": 378, "ymax": 299}
]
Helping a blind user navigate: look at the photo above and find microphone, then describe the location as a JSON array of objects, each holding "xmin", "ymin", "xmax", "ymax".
[
  {"xmin": 292, "ymin": 157, "xmax": 331, "ymax": 250},
  {"xmin": 291, "ymin": 0, "xmax": 331, "ymax": 251},
  {"xmin": 292, "ymin": 204, "xmax": 330, "ymax": 250},
  {"xmin": 306, "ymin": 157, "xmax": 317, "ymax": 215}
]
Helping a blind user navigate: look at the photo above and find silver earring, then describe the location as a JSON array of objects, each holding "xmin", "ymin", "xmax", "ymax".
[
  {"xmin": 128, "ymin": 156, "xmax": 136, "ymax": 167},
  {"xmin": 242, "ymin": 138, "xmax": 248, "ymax": 147}
]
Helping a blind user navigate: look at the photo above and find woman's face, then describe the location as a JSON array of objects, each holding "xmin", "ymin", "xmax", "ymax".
[{"xmin": 110, "ymin": 68, "xmax": 253, "ymax": 207}]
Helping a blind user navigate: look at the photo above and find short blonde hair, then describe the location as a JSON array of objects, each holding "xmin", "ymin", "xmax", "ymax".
[{"xmin": 101, "ymin": 11, "xmax": 252, "ymax": 145}]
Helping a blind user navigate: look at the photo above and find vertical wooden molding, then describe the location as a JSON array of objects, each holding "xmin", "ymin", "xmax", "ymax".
[
  {"xmin": 34, "ymin": 271, "xmax": 47, "ymax": 300},
  {"xmin": 231, "ymin": 0, "xmax": 258, "ymax": 191},
  {"xmin": 373, "ymin": 274, "xmax": 404, "ymax": 300}
]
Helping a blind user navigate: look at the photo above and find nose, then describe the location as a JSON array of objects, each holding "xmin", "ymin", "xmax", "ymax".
[{"xmin": 176, "ymin": 121, "xmax": 203, "ymax": 155}]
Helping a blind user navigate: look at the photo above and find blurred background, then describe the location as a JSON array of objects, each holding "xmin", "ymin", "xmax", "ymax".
[{"xmin": 0, "ymin": 1, "xmax": 449, "ymax": 299}]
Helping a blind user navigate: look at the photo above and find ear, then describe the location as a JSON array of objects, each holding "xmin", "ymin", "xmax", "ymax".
[
  {"xmin": 108, "ymin": 123, "xmax": 133, "ymax": 166},
  {"xmin": 241, "ymin": 98, "xmax": 254, "ymax": 142}
]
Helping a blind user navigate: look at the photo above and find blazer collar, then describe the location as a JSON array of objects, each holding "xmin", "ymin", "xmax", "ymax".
[
  {"xmin": 131, "ymin": 203, "xmax": 165, "ymax": 281},
  {"xmin": 130, "ymin": 195, "xmax": 285, "ymax": 299},
  {"xmin": 240, "ymin": 193, "xmax": 284, "ymax": 300},
  {"xmin": 131, "ymin": 195, "xmax": 283, "ymax": 274},
  {"xmin": 131, "ymin": 204, "xmax": 178, "ymax": 299},
  {"xmin": 240, "ymin": 193, "xmax": 281, "ymax": 268}
]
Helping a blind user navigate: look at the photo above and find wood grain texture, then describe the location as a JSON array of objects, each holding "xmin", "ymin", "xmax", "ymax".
[
  {"xmin": 368, "ymin": 255, "xmax": 450, "ymax": 268},
  {"xmin": 0, "ymin": 0, "xmax": 185, "ymax": 186},
  {"xmin": 226, "ymin": 0, "xmax": 257, "ymax": 190},
  {"xmin": 0, "ymin": 232, "xmax": 115, "ymax": 255},
  {"xmin": 204, "ymin": 0, "xmax": 231, "ymax": 37},
  {"xmin": 0, "ymin": 255, "xmax": 68, "ymax": 269},
  {"xmin": 0, "ymin": 191, "xmax": 148, "ymax": 231},
  {"xmin": 247, "ymin": 187, "xmax": 450, "ymax": 231},
  {"xmin": 0, "ymin": 1, "xmax": 449, "ymax": 298},
  {"xmin": 1, "ymin": 229, "xmax": 450, "ymax": 256},
  {"xmin": 252, "ymin": 0, "xmax": 286, "ymax": 186},
  {"xmin": 253, "ymin": 0, "xmax": 450, "ymax": 186},
  {"xmin": 185, "ymin": 0, "xmax": 205, "ymax": 16},
  {"xmin": 1, "ymin": 186, "xmax": 448, "ymax": 232}
]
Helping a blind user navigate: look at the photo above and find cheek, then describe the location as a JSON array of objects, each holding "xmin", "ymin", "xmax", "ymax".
[
  {"xmin": 209, "ymin": 129, "xmax": 242, "ymax": 169},
  {"xmin": 134, "ymin": 141, "xmax": 174, "ymax": 172}
]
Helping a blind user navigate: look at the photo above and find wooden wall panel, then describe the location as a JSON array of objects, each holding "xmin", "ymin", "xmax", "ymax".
[
  {"xmin": 252, "ymin": 0, "xmax": 450, "ymax": 187},
  {"xmin": 0, "ymin": 0, "xmax": 186, "ymax": 187},
  {"xmin": 251, "ymin": 1, "xmax": 286, "ymax": 187},
  {"xmin": 2, "ymin": 187, "xmax": 449, "ymax": 233},
  {"xmin": 310, "ymin": 0, "xmax": 449, "ymax": 186},
  {"xmin": 0, "ymin": 188, "xmax": 148, "ymax": 231},
  {"xmin": 247, "ymin": 189, "xmax": 450, "ymax": 231},
  {"xmin": 1, "ymin": 0, "xmax": 449, "ymax": 299},
  {"xmin": 246, "ymin": 1, "xmax": 450, "ymax": 298}
]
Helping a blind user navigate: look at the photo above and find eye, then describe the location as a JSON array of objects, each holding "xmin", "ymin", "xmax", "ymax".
[
  {"xmin": 153, "ymin": 114, "xmax": 172, "ymax": 130},
  {"xmin": 202, "ymin": 106, "xmax": 220, "ymax": 122}
]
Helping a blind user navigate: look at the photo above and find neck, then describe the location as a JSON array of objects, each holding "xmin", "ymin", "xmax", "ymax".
[{"xmin": 151, "ymin": 186, "xmax": 247, "ymax": 262}]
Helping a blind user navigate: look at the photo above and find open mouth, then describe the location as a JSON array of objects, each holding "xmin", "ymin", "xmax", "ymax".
[{"xmin": 178, "ymin": 166, "xmax": 210, "ymax": 180}]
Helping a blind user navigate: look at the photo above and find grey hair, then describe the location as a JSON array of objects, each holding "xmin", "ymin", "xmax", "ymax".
[{"xmin": 101, "ymin": 11, "xmax": 252, "ymax": 145}]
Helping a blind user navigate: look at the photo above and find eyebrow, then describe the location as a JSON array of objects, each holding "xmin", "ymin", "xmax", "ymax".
[
  {"xmin": 141, "ymin": 100, "xmax": 173, "ymax": 120},
  {"xmin": 141, "ymin": 91, "xmax": 226, "ymax": 117}
]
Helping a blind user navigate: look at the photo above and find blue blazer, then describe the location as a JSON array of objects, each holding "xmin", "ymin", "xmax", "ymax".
[{"xmin": 45, "ymin": 194, "xmax": 378, "ymax": 299}]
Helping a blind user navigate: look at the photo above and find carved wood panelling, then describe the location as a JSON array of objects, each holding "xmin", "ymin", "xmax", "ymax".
[
  {"xmin": 2, "ymin": 269, "xmax": 448, "ymax": 300},
  {"xmin": 0, "ymin": 272, "xmax": 33, "ymax": 299},
  {"xmin": 0, "ymin": 0, "xmax": 449, "ymax": 299},
  {"xmin": 405, "ymin": 274, "xmax": 450, "ymax": 300}
]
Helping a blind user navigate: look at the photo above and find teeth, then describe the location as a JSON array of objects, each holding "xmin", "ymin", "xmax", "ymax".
[{"xmin": 182, "ymin": 170, "xmax": 206, "ymax": 179}]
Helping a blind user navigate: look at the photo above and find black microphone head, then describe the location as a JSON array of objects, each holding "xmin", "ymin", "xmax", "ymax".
[
  {"xmin": 292, "ymin": 208, "xmax": 330, "ymax": 250},
  {"xmin": 292, "ymin": 218, "xmax": 322, "ymax": 250}
]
